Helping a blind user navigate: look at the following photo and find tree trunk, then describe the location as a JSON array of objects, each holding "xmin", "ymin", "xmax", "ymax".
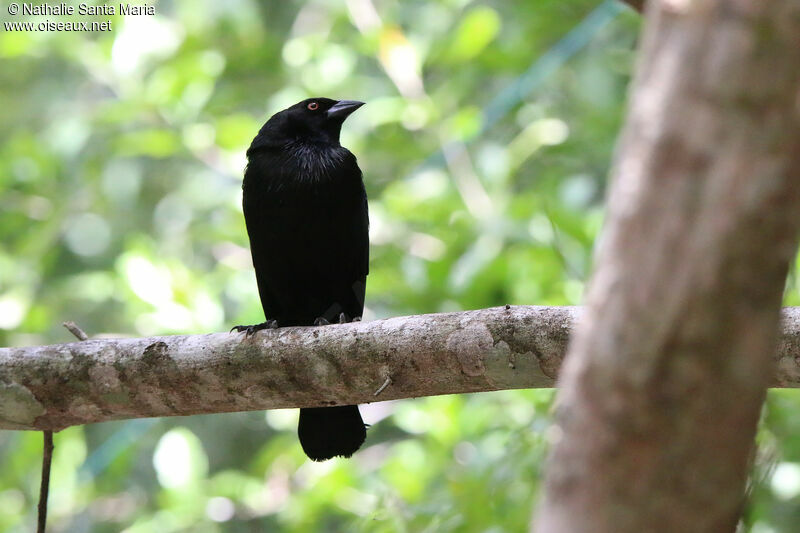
[{"xmin": 535, "ymin": 0, "xmax": 800, "ymax": 532}]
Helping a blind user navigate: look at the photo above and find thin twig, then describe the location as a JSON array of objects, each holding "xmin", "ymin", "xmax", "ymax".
[
  {"xmin": 37, "ymin": 431, "xmax": 53, "ymax": 533},
  {"xmin": 62, "ymin": 321, "xmax": 89, "ymax": 341},
  {"xmin": 374, "ymin": 376, "xmax": 393, "ymax": 397},
  {"xmin": 37, "ymin": 321, "xmax": 90, "ymax": 532}
]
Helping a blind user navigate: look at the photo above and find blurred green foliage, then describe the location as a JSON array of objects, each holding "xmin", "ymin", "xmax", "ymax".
[{"xmin": 1, "ymin": 0, "xmax": 799, "ymax": 531}]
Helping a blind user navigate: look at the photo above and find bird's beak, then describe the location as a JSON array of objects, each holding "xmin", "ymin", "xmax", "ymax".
[{"xmin": 327, "ymin": 100, "xmax": 365, "ymax": 119}]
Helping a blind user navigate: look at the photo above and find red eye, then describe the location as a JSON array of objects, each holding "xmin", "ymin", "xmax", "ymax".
[{"xmin": 307, "ymin": 102, "xmax": 319, "ymax": 110}]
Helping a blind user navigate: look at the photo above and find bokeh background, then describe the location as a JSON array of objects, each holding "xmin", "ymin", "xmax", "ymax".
[{"xmin": 2, "ymin": 0, "xmax": 800, "ymax": 531}]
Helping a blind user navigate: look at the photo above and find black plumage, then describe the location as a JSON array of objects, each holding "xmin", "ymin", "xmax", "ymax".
[{"xmin": 233, "ymin": 97, "xmax": 368, "ymax": 461}]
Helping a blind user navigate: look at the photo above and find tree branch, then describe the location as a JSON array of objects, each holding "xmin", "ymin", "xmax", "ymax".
[{"xmin": 3, "ymin": 306, "xmax": 800, "ymax": 432}]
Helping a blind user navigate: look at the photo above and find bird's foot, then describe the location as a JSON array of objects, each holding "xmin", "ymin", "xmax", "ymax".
[
  {"xmin": 337, "ymin": 312, "xmax": 362, "ymax": 324},
  {"xmin": 230, "ymin": 320, "xmax": 279, "ymax": 336},
  {"xmin": 314, "ymin": 314, "xmax": 361, "ymax": 326}
]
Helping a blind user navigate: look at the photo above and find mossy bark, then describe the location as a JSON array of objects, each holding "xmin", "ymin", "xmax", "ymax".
[
  {"xmin": 0, "ymin": 306, "xmax": 575, "ymax": 431},
  {"xmin": 3, "ymin": 306, "xmax": 800, "ymax": 432}
]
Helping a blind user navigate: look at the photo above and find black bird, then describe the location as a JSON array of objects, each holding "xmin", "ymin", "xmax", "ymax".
[{"xmin": 232, "ymin": 98, "xmax": 369, "ymax": 461}]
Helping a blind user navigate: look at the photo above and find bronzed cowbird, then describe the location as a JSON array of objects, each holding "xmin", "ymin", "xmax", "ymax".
[{"xmin": 232, "ymin": 98, "xmax": 368, "ymax": 461}]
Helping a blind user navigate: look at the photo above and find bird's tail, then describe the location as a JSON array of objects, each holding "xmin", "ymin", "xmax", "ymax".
[{"xmin": 298, "ymin": 405, "xmax": 366, "ymax": 461}]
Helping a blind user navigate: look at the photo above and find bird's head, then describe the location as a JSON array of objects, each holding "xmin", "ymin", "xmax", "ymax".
[{"xmin": 249, "ymin": 98, "xmax": 364, "ymax": 152}]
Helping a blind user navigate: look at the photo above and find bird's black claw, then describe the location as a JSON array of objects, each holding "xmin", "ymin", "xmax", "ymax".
[
  {"xmin": 230, "ymin": 321, "xmax": 278, "ymax": 336},
  {"xmin": 352, "ymin": 316, "xmax": 361, "ymax": 322},
  {"xmin": 314, "ymin": 317, "xmax": 330, "ymax": 326}
]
